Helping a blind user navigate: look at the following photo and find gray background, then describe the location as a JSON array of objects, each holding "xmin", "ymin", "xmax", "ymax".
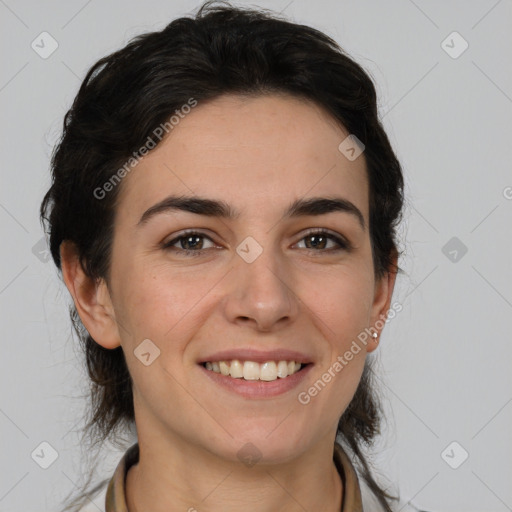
[{"xmin": 1, "ymin": 1, "xmax": 511, "ymax": 511}]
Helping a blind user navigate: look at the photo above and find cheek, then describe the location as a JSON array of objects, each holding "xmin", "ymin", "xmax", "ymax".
[
  {"xmin": 115, "ymin": 267, "xmax": 202, "ymax": 405},
  {"xmin": 304, "ymin": 281, "xmax": 370, "ymax": 426},
  {"xmin": 308, "ymin": 266, "xmax": 373, "ymax": 344},
  {"xmin": 112, "ymin": 261, "xmax": 225, "ymax": 374},
  {"xmin": 304, "ymin": 266, "xmax": 372, "ymax": 404}
]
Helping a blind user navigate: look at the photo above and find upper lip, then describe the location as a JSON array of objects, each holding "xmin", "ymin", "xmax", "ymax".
[{"xmin": 198, "ymin": 348, "xmax": 313, "ymax": 365}]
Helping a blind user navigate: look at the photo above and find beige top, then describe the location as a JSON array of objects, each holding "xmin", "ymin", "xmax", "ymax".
[{"xmin": 101, "ymin": 442, "xmax": 364, "ymax": 511}]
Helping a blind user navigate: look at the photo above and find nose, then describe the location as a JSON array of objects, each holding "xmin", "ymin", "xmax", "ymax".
[{"xmin": 222, "ymin": 244, "xmax": 299, "ymax": 332}]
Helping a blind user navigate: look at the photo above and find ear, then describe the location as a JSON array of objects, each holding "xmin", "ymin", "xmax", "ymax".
[
  {"xmin": 60, "ymin": 240, "xmax": 121, "ymax": 349},
  {"xmin": 366, "ymin": 250, "xmax": 399, "ymax": 354}
]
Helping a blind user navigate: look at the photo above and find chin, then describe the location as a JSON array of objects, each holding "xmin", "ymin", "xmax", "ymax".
[{"xmin": 218, "ymin": 420, "xmax": 312, "ymax": 465}]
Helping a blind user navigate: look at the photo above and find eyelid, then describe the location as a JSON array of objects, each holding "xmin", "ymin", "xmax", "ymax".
[
  {"xmin": 162, "ymin": 229, "xmax": 218, "ymax": 247},
  {"xmin": 294, "ymin": 228, "xmax": 351, "ymax": 250},
  {"xmin": 162, "ymin": 227, "xmax": 351, "ymax": 255}
]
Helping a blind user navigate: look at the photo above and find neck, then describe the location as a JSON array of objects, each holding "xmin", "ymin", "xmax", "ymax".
[{"xmin": 125, "ymin": 431, "xmax": 343, "ymax": 512}]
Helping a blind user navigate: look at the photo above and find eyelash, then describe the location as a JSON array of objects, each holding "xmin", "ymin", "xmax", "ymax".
[{"xmin": 161, "ymin": 229, "xmax": 351, "ymax": 257}]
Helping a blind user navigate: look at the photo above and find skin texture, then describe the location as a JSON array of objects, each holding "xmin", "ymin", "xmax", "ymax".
[{"xmin": 61, "ymin": 93, "xmax": 397, "ymax": 512}]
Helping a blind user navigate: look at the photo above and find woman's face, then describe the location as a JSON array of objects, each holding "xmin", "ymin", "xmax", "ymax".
[{"xmin": 99, "ymin": 93, "xmax": 395, "ymax": 462}]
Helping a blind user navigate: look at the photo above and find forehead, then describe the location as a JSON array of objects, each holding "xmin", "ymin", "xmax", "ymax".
[{"xmin": 116, "ymin": 93, "xmax": 369, "ymax": 224}]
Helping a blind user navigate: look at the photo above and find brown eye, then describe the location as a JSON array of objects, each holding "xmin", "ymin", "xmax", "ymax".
[
  {"xmin": 162, "ymin": 231, "xmax": 216, "ymax": 256},
  {"xmin": 296, "ymin": 230, "xmax": 350, "ymax": 252}
]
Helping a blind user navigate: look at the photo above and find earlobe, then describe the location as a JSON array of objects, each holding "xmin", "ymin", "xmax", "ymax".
[
  {"xmin": 366, "ymin": 253, "xmax": 399, "ymax": 354},
  {"xmin": 59, "ymin": 241, "xmax": 121, "ymax": 349}
]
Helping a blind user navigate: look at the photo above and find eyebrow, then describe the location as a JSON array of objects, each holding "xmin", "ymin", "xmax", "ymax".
[{"xmin": 137, "ymin": 195, "xmax": 365, "ymax": 231}]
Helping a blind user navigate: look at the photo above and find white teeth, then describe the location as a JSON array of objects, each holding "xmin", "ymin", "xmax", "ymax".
[
  {"xmin": 277, "ymin": 361, "xmax": 288, "ymax": 378},
  {"xmin": 261, "ymin": 361, "xmax": 277, "ymax": 381},
  {"xmin": 203, "ymin": 359, "xmax": 304, "ymax": 381},
  {"xmin": 219, "ymin": 361, "xmax": 230, "ymax": 376},
  {"xmin": 243, "ymin": 361, "xmax": 260, "ymax": 380},
  {"xmin": 229, "ymin": 360, "xmax": 243, "ymax": 378}
]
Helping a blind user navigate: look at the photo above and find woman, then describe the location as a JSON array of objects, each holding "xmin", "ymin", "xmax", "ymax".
[{"xmin": 40, "ymin": 1, "xmax": 419, "ymax": 510}]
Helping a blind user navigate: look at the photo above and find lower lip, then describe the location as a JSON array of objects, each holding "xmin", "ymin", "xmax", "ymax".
[{"xmin": 198, "ymin": 364, "xmax": 313, "ymax": 399}]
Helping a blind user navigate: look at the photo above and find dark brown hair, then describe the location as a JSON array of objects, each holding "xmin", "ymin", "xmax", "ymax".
[{"xmin": 40, "ymin": 1, "xmax": 405, "ymax": 510}]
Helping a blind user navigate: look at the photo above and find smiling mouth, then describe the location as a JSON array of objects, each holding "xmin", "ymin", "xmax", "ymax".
[{"xmin": 201, "ymin": 360, "xmax": 310, "ymax": 381}]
